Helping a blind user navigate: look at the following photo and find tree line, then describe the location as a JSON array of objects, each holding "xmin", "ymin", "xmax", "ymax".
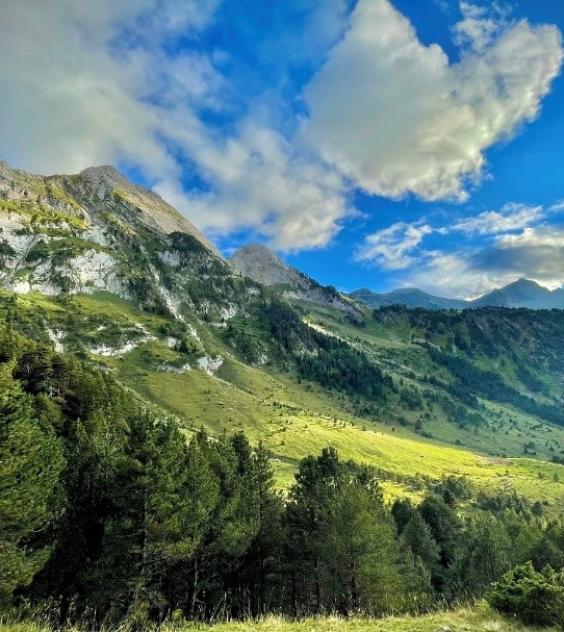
[{"xmin": 1, "ymin": 323, "xmax": 563, "ymax": 627}]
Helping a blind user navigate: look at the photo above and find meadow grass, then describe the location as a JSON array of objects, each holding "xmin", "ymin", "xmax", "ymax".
[
  {"xmin": 0, "ymin": 605, "xmax": 558, "ymax": 632},
  {"xmin": 7, "ymin": 291, "xmax": 564, "ymax": 508}
]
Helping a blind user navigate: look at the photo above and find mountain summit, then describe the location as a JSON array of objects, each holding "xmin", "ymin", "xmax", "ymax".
[
  {"xmin": 352, "ymin": 279, "xmax": 564, "ymax": 311},
  {"xmin": 472, "ymin": 278, "xmax": 564, "ymax": 309},
  {"xmin": 0, "ymin": 161, "xmax": 234, "ymax": 318},
  {"xmin": 229, "ymin": 243, "xmax": 354, "ymax": 312},
  {"xmin": 229, "ymin": 244, "xmax": 306, "ymax": 288},
  {"xmin": 0, "ymin": 161, "xmax": 217, "ymax": 253}
]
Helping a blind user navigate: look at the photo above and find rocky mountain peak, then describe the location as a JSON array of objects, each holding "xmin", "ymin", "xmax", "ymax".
[
  {"xmin": 0, "ymin": 161, "xmax": 230, "ymax": 310},
  {"xmin": 230, "ymin": 243, "xmax": 356, "ymax": 313},
  {"xmin": 230, "ymin": 244, "xmax": 304, "ymax": 288},
  {"xmin": 78, "ymin": 165, "xmax": 127, "ymax": 188}
]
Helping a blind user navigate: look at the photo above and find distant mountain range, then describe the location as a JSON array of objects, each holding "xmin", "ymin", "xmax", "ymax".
[
  {"xmin": 351, "ymin": 278, "xmax": 564, "ymax": 311},
  {"xmin": 229, "ymin": 243, "xmax": 563, "ymax": 311}
]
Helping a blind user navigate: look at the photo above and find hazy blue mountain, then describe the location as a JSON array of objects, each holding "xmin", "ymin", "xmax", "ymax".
[
  {"xmin": 350, "ymin": 287, "xmax": 468, "ymax": 310},
  {"xmin": 352, "ymin": 279, "xmax": 564, "ymax": 311},
  {"xmin": 471, "ymin": 278, "xmax": 564, "ymax": 309}
]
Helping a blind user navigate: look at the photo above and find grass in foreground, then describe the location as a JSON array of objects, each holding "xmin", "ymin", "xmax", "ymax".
[{"xmin": 0, "ymin": 606, "xmax": 558, "ymax": 632}]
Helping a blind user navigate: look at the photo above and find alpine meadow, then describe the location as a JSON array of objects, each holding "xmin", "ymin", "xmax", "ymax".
[{"xmin": 1, "ymin": 1, "xmax": 564, "ymax": 631}]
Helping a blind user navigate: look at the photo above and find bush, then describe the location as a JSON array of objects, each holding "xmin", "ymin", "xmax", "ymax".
[{"xmin": 487, "ymin": 562, "xmax": 564, "ymax": 627}]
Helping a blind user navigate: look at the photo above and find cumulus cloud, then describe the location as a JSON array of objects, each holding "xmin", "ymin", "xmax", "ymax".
[
  {"xmin": 0, "ymin": 0, "xmax": 350, "ymax": 251},
  {"xmin": 355, "ymin": 222, "xmax": 433, "ymax": 269},
  {"xmin": 447, "ymin": 203, "xmax": 545, "ymax": 235},
  {"xmin": 2, "ymin": 0, "xmax": 562, "ymax": 252},
  {"xmin": 453, "ymin": 1, "xmax": 507, "ymax": 51},
  {"xmin": 473, "ymin": 227, "xmax": 564, "ymax": 282},
  {"xmin": 409, "ymin": 227, "xmax": 564, "ymax": 298},
  {"xmin": 357, "ymin": 201, "xmax": 564, "ymax": 297},
  {"xmin": 154, "ymin": 118, "xmax": 352, "ymax": 250},
  {"xmin": 304, "ymin": 0, "xmax": 563, "ymax": 202}
]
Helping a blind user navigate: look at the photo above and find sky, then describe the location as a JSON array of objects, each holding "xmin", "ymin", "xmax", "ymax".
[{"xmin": 1, "ymin": 0, "xmax": 564, "ymax": 298}]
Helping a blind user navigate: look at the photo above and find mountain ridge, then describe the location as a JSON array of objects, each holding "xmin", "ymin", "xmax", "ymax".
[
  {"xmin": 352, "ymin": 278, "xmax": 564, "ymax": 311},
  {"xmin": 229, "ymin": 243, "xmax": 356, "ymax": 312},
  {"xmin": 1, "ymin": 162, "xmax": 563, "ymax": 473}
]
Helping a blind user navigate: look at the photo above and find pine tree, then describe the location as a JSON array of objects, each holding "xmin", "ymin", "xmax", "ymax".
[
  {"xmin": 401, "ymin": 512, "xmax": 440, "ymax": 578},
  {"xmin": 0, "ymin": 359, "xmax": 64, "ymax": 605}
]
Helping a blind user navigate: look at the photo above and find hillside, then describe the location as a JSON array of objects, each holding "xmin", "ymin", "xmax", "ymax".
[
  {"xmin": 0, "ymin": 164, "xmax": 563, "ymax": 507},
  {"xmin": 230, "ymin": 243, "xmax": 354, "ymax": 312},
  {"xmin": 1, "ymin": 164, "xmax": 564, "ymax": 629}
]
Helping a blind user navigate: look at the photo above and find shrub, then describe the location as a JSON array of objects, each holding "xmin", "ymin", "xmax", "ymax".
[{"xmin": 487, "ymin": 562, "xmax": 564, "ymax": 627}]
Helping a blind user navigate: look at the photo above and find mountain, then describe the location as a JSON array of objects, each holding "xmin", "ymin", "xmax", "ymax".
[
  {"xmin": 0, "ymin": 162, "xmax": 563, "ymax": 505},
  {"xmin": 0, "ymin": 160, "xmax": 246, "ymax": 320},
  {"xmin": 351, "ymin": 287, "xmax": 468, "ymax": 310},
  {"xmin": 352, "ymin": 279, "xmax": 564, "ymax": 311},
  {"xmin": 230, "ymin": 243, "xmax": 355, "ymax": 312},
  {"xmin": 230, "ymin": 244, "xmax": 306, "ymax": 287},
  {"xmin": 472, "ymin": 278, "xmax": 564, "ymax": 309}
]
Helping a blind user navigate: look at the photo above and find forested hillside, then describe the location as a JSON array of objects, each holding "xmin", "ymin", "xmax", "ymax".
[
  {"xmin": 1, "ymin": 321, "xmax": 563, "ymax": 627},
  {"xmin": 1, "ymin": 164, "xmax": 563, "ymax": 629}
]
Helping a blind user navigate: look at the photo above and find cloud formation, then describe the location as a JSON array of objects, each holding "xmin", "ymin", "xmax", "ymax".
[
  {"xmin": 0, "ymin": 0, "xmax": 562, "ymax": 254},
  {"xmin": 304, "ymin": 0, "xmax": 563, "ymax": 201},
  {"xmin": 355, "ymin": 223, "xmax": 433, "ymax": 270},
  {"xmin": 0, "ymin": 0, "xmax": 349, "ymax": 251},
  {"xmin": 357, "ymin": 202, "xmax": 564, "ymax": 297}
]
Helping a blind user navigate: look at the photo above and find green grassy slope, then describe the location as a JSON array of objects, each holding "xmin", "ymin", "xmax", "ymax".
[
  {"xmin": 295, "ymin": 301, "xmax": 564, "ymax": 461},
  {"xmin": 4, "ymin": 289, "xmax": 562, "ymax": 510}
]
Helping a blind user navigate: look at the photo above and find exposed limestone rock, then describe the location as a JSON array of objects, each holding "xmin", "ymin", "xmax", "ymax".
[{"xmin": 197, "ymin": 355, "xmax": 224, "ymax": 375}]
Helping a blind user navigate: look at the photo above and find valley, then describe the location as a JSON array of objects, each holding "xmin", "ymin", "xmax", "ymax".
[{"xmin": 1, "ymin": 163, "xmax": 563, "ymax": 629}]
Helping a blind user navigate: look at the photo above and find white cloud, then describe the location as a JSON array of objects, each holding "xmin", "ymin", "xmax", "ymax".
[
  {"xmin": 357, "ymin": 202, "xmax": 547, "ymax": 268},
  {"xmin": 0, "ymin": 0, "xmax": 350, "ymax": 251},
  {"xmin": 447, "ymin": 203, "xmax": 545, "ymax": 235},
  {"xmin": 453, "ymin": 2, "xmax": 506, "ymax": 51},
  {"xmin": 2, "ymin": 0, "xmax": 562, "ymax": 253},
  {"xmin": 410, "ymin": 226, "xmax": 564, "ymax": 297},
  {"xmin": 405, "ymin": 252, "xmax": 526, "ymax": 299},
  {"xmin": 154, "ymin": 118, "xmax": 352, "ymax": 250},
  {"xmin": 357, "ymin": 201, "xmax": 564, "ymax": 297},
  {"xmin": 304, "ymin": 0, "xmax": 562, "ymax": 202},
  {"xmin": 355, "ymin": 222, "xmax": 433, "ymax": 269}
]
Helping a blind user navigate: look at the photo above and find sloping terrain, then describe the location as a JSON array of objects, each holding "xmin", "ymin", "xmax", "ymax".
[
  {"xmin": 1, "ymin": 163, "xmax": 563, "ymax": 510},
  {"xmin": 230, "ymin": 243, "xmax": 354, "ymax": 312}
]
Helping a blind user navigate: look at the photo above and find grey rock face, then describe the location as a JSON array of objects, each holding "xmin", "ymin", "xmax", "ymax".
[
  {"xmin": 230, "ymin": 244, "xmax": 355, "ymax": 313},
  {"xmin": 0, "ymin": 161, "xmax": 240, "ymax": 320}
]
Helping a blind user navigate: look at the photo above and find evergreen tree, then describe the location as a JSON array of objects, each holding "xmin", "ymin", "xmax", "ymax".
[
  {"xmin": 418, "ymin": 496, "xmax": 461, "ymax": 590},
  {"xmin": 401, "ymin": 512, "xmax": 440, "ymax": 578},
  {"xmin": 0, "ymin": 359, "xmax": 64, "ymax": 605}
]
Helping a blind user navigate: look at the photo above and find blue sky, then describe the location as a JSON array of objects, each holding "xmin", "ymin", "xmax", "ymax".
[{"xmin": 2, "ymin": 0, "xmax": 564, "ymax": 297}]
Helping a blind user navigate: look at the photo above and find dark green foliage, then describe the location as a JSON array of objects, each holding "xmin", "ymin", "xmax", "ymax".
[
  {"xmin": 428, "ymin": 348, "xmax": 564, "ymax": 427},
  {"xmin": 488, "ymin": 562, "xmax": 564, "ymax": 627},
  {"xmin": 0, "ymin": 315, "xmax": 562, "ymax": 624},
  {"xmin": 448, "ymin": 515, "xmax": 512, "ymax": 598},
  {"xmin": 228, "ymin": 299, "xmax": 391, "ymax": 400},
  {"xmin": 0, "ymin": 352, "xmax": 64, "ymax": 605},
  {"xmin": 418, "ymin": 496, "xmax": 462, "ymax": 590},
  {"xmin": 373, "ymin": 306, "xmax": 564, "ymax": 428},
  {"xmin": 284, "ymin": 449, "xmax": 405, "ymax": 615},
  {"xmin": 0, "ymin": 239, "xmax": 16, "ymax": 265}
]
